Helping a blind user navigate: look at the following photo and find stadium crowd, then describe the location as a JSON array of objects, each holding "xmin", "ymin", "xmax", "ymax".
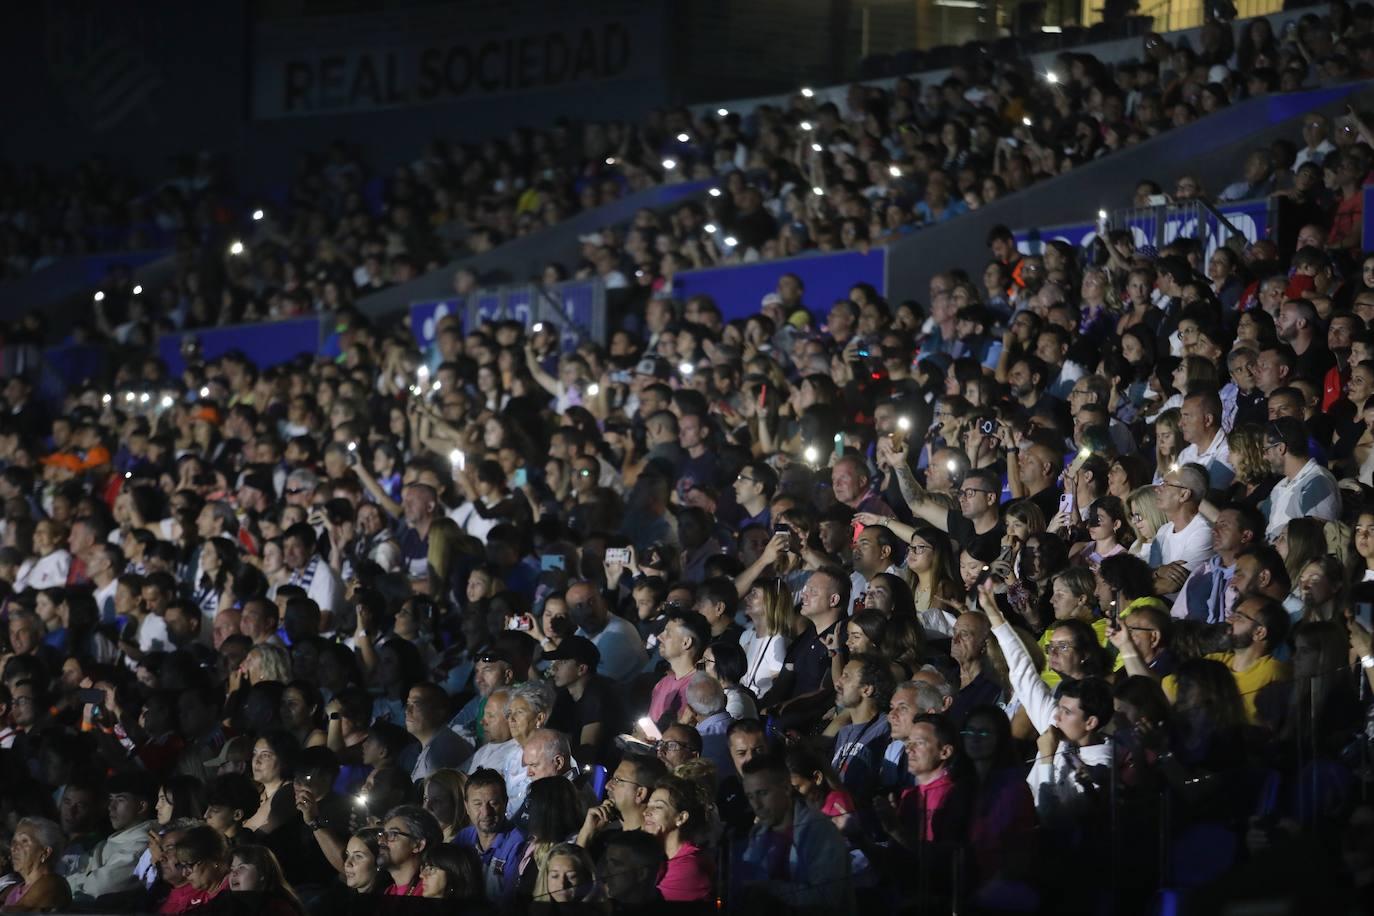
[
  {"xmin": 5, "ymin": 7, "xmax": 1374, "ymax": 916},
  {"xmin": 7, "ymin": 6, "xmax": 1374, "ymax": 353},
  {"xmin": 3, "ymin": 134, "xmax": 1374, "ymax": 909}
]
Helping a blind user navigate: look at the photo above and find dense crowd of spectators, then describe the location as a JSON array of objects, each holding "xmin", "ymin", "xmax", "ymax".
[
  {"xmin": 4, "ymin": 7, "xmax": 1374, "ymax": 916},
  {"xmin": 9, "ymin": 7, "xmax": 1374, "ymax": 356},
  {"xmin": 1, "ymin": 109, "xmax": 1374, "ymax": 909}
]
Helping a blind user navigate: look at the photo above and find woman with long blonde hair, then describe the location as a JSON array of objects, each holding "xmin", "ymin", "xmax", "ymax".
[
  {"xmin": 1151, "ymin": 408, "xmax": 1184, "ymax": 483},
  {"xmin": 1125, "ymin": 486, "xmax": 1166, "ymax": 563},
  {"xmin": 535, "ymin": 842, "xmax": 598, "ymax": 905},
  {"xmin": 425, "ymin": 517, "xmax": 481, "ymax": 607},
  {"xmin": 740, "ymin": 577, "xmax": 796, "ymax": 697}
]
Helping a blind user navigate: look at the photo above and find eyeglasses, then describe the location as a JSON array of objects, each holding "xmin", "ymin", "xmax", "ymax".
[
  {"xmin": 284, "ymin": 487, "xmax": 308, "ymax": 496},
  {"xmin": 958, "ymin": 488, "xmax": 994, "ymax": 499},
  {"xmin": 176, "ymin": 859, "xmax": 202, "ymax": 873},
  {"xmin": 607, "ymin": 775, "xmax": 643, "ymax": 789},
  {"xmin": 1046, "ymin": 642, "xmax": 1077, "ymax": 654},
  {"xmin": 736, "ymin": 475, "xmax": 756, "ymax": 485},
  {"xmin": 377, "ymin": 828, "xmax": 416, "ymax": 842},
  {"xmin": 1230, "ymin": 608, "xmax": 1259, "ymax": 626},
  {"xmin": 657, "ymin": 740, "xmax": 696, "ymax": 755},
  {"xmin": 1262, "ymin": 441, "xmax": 1283, "ymax": 453},
  {"xmin": 908, "ymin": 542, "xmax": 931, "ymax": 554}
]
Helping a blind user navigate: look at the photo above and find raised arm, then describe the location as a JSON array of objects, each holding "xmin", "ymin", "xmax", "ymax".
[
  {"xmin": 979, "ymin": 581, "xmax": 1055, "ymax": 733},
  {"xmin": 524, "ymin": 344, "xmax": 560, "ymax": 396}
]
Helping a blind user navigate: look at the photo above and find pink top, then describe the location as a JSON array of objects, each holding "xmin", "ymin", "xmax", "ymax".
[
  {"xmin": 383, "ymin": 875, "xmax": 424, "ymax": 896},
  {"xmin": 656, "ymin": 841, "xmax": 714, "ymax": 903},
  {"xmin": 648, "ymin": 670, "xmax": 695, "ymax": 722},
  {"xmin": 898, "ymin": 769, "xmax": 958, "ymax": 842}
]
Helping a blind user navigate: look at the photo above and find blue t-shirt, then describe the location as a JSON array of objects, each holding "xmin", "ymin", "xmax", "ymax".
[
  {"xmin": 831, "ymin": 716, "xmax": 892, "ymax": 802},
  {"xmin": 455, "ymin": 823, "xmax": 526, "ymax": 904}
]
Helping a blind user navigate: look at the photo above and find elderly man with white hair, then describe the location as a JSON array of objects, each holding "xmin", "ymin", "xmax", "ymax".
[
  {"xmin": 1149, "ymin": 462, "xmax": 1215, "ymax": 599},
  {"xmin": 521, "ymin": 728, "xmax": 575, "ymax": 784},
  {"xmin": 679, "ymin": 673, "xmax": 733, "ymax": 775},
  {"xmin": 513, "ymin": 728, "xmax": 596, "ymax": 829}
]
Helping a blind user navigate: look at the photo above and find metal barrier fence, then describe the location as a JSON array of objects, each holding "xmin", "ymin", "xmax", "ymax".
[
  {"xmin": 1111, "ymin": 197, "xmax": 1274, "ymax": 259},
  {"xmin": 1012, "ymin": 196, "xmax": 1274, "ymax": 259}
]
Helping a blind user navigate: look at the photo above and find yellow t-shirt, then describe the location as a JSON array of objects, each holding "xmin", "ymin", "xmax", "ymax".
[{"xmin": 1162, "ymin": 652, "xmax": 1292, "ymax": 726}]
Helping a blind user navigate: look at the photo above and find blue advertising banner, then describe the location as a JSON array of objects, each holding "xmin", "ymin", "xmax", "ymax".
[
  {"xmin": 157, "ymin": 317, "xmax": 323, "ymax": 378},
  {"xmin": 1014, "ymin": 199, "xmax": 1270, "ymax": 259},
  {"xmin": 410, "ymin": 279, "xmax": 602, "ymax": 353},
  {"xmin": 672, "ymin": 248, "xmax": 887, "ymax": 324},
  {"xmin": 410, "ymin": 298, "xmax": 462, "ymax": 346}
]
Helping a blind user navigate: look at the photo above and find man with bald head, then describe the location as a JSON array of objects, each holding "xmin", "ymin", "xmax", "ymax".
[
  {"xmin": 521, "ymin": 728, "xmax": 574, "ymax": 783},
  {"xmin": 947, "ymin": 613, "xmax": 1003, "ymax": 723},
  {"xmin": 1011, "ymin": 441, "xmax": 1063, "ymax": 522}
]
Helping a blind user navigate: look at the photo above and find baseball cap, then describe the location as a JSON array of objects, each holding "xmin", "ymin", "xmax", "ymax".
[
  {"xmin": 474, "ymin": 648, "xmax": 514, "ymax": 666},
  {"xmin": 634, "ymin": 356, "xmax": 671, "ymax": 380},
  {"xmin": 542, "ymin": 635, "xmax": 600, "ymax": 670},
  {"xmin": 205, "ymin": 735, "xmax": 254, "ymax": 770}
]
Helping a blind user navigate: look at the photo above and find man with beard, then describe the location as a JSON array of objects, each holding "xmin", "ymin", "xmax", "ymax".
[
  {"xmin": 1006, "ymin": 355, "xmax": 1053, "ymax": 414},
  {"xmin": 376, "ymin": 805, "xmax": 442, "ymax": 897},
  {"xmin": 1172, "ymin": 594, "xmax": 1291, "ymax": 731}
]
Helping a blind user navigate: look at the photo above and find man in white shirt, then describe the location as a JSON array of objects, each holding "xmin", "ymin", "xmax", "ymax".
[
  {"xmin": 282, "ymin": 522, "xmax": 344, "ymax": 630},
  {"xmin": 1293, "ymin": 114, "xmax": 1335, "ymax": 170},
  {"xmin": 16, "ymin": 520, "xmax": 70, "ymax": 592},
  {"xmin": 464, "ymin": 689, "xmax": 522, "ymax": 776},
  {"xmin": 1150, "ymin": 464, "xmax": 1215, "ymax": 598},
  {"xmin": 1177, "ymin": 390, "xmax": 1234, "ymax": 490},
  {"xmin": 1264, "ymin": 417, "xmax": 1341, "ymax": 541}
]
